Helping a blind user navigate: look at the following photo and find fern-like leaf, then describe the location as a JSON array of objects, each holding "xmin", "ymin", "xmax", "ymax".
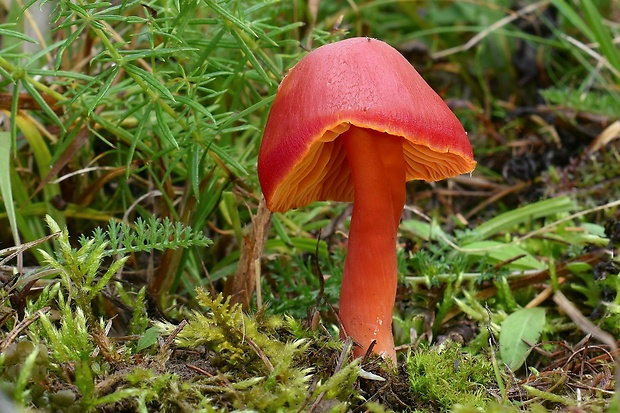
[{"xmin": 82, "ymin": 216, "xmax": 212, "ymax": 256}]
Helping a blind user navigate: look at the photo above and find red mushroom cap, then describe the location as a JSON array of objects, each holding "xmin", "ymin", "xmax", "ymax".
[{"xmin": 258, "ymin": 37, "xmax": 476, "ymax": 212}]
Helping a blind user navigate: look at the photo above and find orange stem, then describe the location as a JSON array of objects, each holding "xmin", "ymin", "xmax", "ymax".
[{"xmin": 340, "ymin": 126, "xmax": 406, "ymax": 361}]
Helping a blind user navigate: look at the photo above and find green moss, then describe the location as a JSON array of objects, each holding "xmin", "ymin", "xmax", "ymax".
[
  {"xmin": 407, "ymin": 342, "xmax": 495, "ymax": 412},
  {"xmin": 452, "ymin": 403, "xmax": 550, "ymax": 413},
  {"xmin": 155, "ymin": 289, "xmax": 360, "ymax": 411}
]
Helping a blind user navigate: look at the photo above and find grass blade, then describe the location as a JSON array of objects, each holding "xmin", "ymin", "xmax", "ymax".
[
  {"xmin": 473, "ymin": 197, "xmax": 576, "ymax": 240},
  {"xmin": 0, "ymin": 131, "xmax": 19, "ymax": 245},
  {"xmin": 580, "ymin": 0, "xmax": 620, "ymax": 75},
  {"xmin": 21, "ymin": 79, "xmax": 65, "ymax": 132}
]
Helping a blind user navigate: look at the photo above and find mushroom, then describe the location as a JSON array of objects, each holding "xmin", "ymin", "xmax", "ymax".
[{"xmin": 257, "ymin": 37, "xmax": 476, "ymax": 361}]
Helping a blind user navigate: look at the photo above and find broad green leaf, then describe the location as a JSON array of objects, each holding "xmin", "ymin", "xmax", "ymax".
[
  {"xmin": 461, "ymin": 240, "xmax": 545, "ymax": 270},
  {"xmin": 500, "ymin": 307, "xmax": 546, "ymax": 371},
  {"xmin": 401, "ymin": 219, "xmax": 452, "ymax": 243},
  {"xmin": 136, "ymin": 327, "xmax": 160, "ymax": 352},
  {"xmin": 473, "ymin": 197, "xmax": 576, "ymax": 241},
  {"xmin": 566, "ymin": 262, "xmax": 592, "ymax": 275}
]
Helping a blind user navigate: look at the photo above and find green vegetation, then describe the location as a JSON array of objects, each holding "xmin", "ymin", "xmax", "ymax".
[
  {"xmin": 1, "ymin": 0, "xmax": 619, "ymax": 411},
  {"xmin": 408, "ymin": 342, "xmax": 495, "ymax": 411}
]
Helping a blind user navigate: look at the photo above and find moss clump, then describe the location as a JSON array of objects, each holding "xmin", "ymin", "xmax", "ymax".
[
  {"xmin": 407, "ymin": 342, "xmax": 495, "ymax": 412},
  {"xmin": 156, "ymin": 289, "xmax": 360, "ymax": 411}
]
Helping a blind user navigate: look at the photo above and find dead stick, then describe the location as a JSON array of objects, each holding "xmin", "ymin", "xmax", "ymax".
[{"xmin": 553, "ymin": 291, "xmax": 620, "ymax": 401}]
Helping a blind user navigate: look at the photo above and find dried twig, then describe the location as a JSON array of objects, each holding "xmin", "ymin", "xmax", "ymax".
[
  {"xmin": 432, "ymin": 1, "xmax": 550, "ymax": 59},
  {"xmin": 157, "ymin": 319, "xmax": 188, "ymax": 364},
  {"xmin": 246, "ymin": 335, "xmax": 274, "ymax": 374},
  {"xmin": 553, "ymin": 291, "xmax": 620, "ymax": 399},
  {"xmin": 224, "ymin": 196, "xmax": 272, "ymax": 310},
  {"xmin": 0, "ymin": 307, "xmax": 50, "ymax": 352},
  {"xmin": 0, "ymin": 232, "xmax": 60, "ymax": 267},
  {"xmin": 306, "ymin": 337, "xmax": 353, "ymax": 413}
]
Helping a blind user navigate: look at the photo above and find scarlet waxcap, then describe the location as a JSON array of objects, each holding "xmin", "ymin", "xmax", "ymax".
[{"xmin": 258, "ymin": 37, "xmax": 476, "ymax": 212}]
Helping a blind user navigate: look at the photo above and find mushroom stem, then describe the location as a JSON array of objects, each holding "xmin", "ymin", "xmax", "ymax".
[{"xmin": 340, "ymin": 126, "xmax": 406, "ymax": 362}]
